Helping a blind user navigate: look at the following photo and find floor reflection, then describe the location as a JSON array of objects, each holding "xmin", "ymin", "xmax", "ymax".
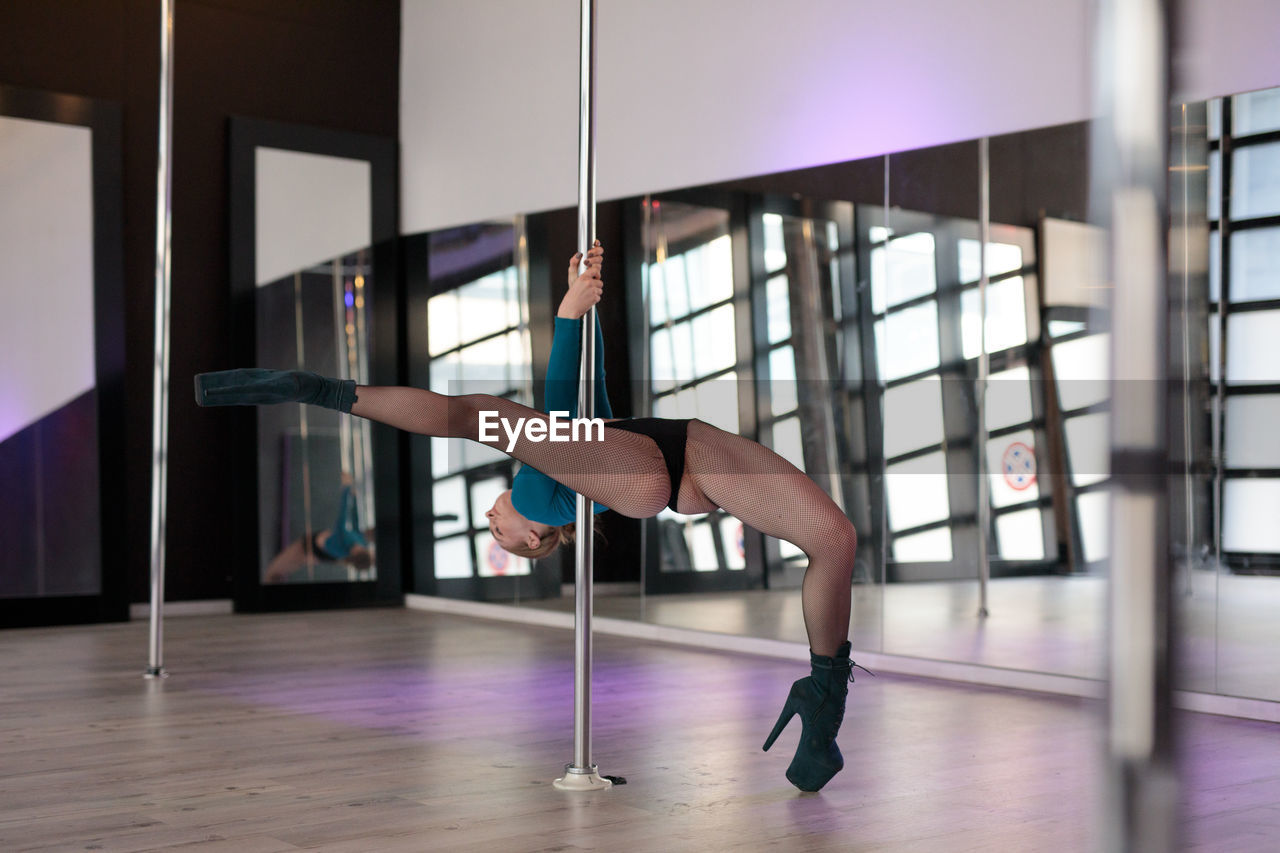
[{"xmin": 508, "ymin": 571, "xmax": 1277, "ymax": 697}]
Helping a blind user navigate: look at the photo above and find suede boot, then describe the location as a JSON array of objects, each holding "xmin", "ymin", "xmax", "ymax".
[
  {"xmin": 194, "ymin": 368, "xmax": 357, "ymax": 413},
  {"xmin": 762, "ymin": 641, "xmax": 868, "ymax": 792}
]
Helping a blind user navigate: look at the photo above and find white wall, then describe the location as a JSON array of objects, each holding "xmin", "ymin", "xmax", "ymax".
[
  {"xmin": 0, "ymin": 116, "xmax": 95, "ymax": 444},
  {"xmin": 400, "ymin": 0, "xmax": 1280, "ymax": 235},
  {"xmin": 1177, "ymin": 0, "xmax": 1280, "ymax": 103}
]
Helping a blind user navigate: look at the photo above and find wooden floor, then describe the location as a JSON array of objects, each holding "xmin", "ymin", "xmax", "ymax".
[{"xmin": 1, "ymin": 610, "xmax": 1277, "ymax": 851}]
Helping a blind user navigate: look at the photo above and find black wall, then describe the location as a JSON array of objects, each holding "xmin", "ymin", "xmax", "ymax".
[{"xmin": 0, "ymin": 0, "xmax": 400, "ymax": 602}]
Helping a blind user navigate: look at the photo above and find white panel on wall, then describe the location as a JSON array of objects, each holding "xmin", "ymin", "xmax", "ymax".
[
  {"xmin": 255, "ymin": 148, "xmax": 371, "ymax": 286},
  {"xmin": 400, "ymin": 0, "xmax": 1094, "ymax": 233},
  {"xmin": 401, "ymin": 0, "xmax": 1280, "ymax": 235},
  {"xmin": 1177, "ymin": 0, "xmax": 1280, "ymax": 103},
  {"xmin": 0, "ymin": 116, "xmax": 94, "ymax": 444}
]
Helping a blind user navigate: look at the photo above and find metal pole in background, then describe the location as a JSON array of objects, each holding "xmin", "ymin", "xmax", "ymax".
[
  {"xmin": 977, "ymin": 137, "xmax": 991, "ymax": 619},
  {"xmin": 1094, "ymin": 0, "xmax": 1177, "ymax": 848},
  {"xmin": 146, "ymin": 0, "xmax": 175, "ymax": 680},
  {"xmin": 554, "ymin": 0, "xmax": 611, "ymax": 792}
]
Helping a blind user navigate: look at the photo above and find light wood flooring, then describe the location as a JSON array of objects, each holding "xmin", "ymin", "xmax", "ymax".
[{"xmin": 1, "ymin": 609, "xmax": 1277, "ymax": 851}]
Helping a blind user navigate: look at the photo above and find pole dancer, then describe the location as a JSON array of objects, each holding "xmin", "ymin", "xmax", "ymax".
[{"xmin": 196, "ymin": 245, "xmax": 866, "ymax": 792}]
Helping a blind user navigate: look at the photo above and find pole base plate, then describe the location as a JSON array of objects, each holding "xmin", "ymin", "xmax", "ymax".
[{"xmin": 553, "ymin": 764, "xmax": 613, "ymax": 791}]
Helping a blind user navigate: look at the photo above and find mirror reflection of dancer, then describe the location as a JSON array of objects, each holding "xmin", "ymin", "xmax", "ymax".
[
  {"xmin": 263, "ymin": 474, "xmax": 373, "ymax": 583},
  {"xmin": 196, "ymin": 243, "xmax": 864, "ymax": 792}
]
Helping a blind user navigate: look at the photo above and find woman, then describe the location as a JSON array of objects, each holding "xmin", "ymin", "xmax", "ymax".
[
  {"xmin": 196, "ymin": 243, "xmax": 862, "ymax": 792},
  {"xmin": 263, "ymin": 475, "xmax": 373, "ymax": 584}
]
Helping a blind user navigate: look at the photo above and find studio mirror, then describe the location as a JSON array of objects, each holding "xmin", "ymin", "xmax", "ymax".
[
  {"xmin": 0, "ymin": 85, "xmax": 125, "ymax": 627},
  {"xmin": 1175, "ymin": 84, "xmax": 1280, "ymax": 703},
  {"xmin": 229, "ymin": 118, "xmax": 398, "ymax": 610}
]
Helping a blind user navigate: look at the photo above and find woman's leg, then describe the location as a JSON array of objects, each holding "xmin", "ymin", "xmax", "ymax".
[
  {"xmin": 682, "ymin": 421, "xmax": 855, "ymax": 657},
  {"xmin": 263, "ymin": 536, "xmax": 313, "ymax": 584},
  {"xmin": 351, "ymin": 387, "xmax": 672, "ymax": 518},
  {"xmin": 195, "ymin": 368, "xmax": 675, "ymax": 519}
]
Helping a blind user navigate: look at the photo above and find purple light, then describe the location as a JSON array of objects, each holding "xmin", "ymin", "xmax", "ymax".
[{"xmin": 345, "ymin": 291, "xmax": 355, "ymax": 307}]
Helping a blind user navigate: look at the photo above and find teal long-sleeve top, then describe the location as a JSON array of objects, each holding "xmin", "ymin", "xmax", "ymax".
[{"xmin": 509, "ymin": 315, "xmax": 613, "ymax": 526}]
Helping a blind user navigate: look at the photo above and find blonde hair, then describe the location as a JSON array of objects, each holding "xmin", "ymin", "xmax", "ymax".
[{"xmin": 504, "ymin": 518, "xmax": 604, "ymax": 561}]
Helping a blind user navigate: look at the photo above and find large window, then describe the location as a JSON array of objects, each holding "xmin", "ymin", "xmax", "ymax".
[
  {"xmin": 757, "ymin": 210, "xmax": 855, "ymax": 572},
  {"xmin": 644, "ymin": 199, "xmax": 744, "ymax": 573},
  {"xmin": 862, "ymin": 208, "xmax": 1049, "ymax": 574},
  {"xmin": 1209, "ymin": 87, "xmax": 1280, "ymax": 562},
  {"xmin": 426, "ymin": 222, "xmax": 535, "ymax": 580}
]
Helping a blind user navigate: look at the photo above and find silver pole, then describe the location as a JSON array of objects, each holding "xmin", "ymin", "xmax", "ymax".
[
  {"xmin": 146, "ymin": 0, "xmax": 175, "ymax": 680},
  {"xmin": 1095, "ymin": 0, "xmax": 1177, "ymax": 849},
  {"xmin": 555, "ymin": 0, "xmax": 610, "ymax": 792},
  {"xmin": 880, "ymin": 156, "xmax": 890, "ymax": 649},
  {"xmin": 977, "ymin": 137, "xmax": 991, "ymax": 619},
  {"xmin": 1179, "ymin": 104, "xmax": 1195, "ymax": 597},
  {"xmin": 295, "ymin": 272, "xmax": 316, "ymax": 581}
]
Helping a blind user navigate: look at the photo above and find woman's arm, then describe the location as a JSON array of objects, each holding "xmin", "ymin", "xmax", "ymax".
[{"xmin": 545, "ymin": 242, "xmax": 611, "ymax": 418}]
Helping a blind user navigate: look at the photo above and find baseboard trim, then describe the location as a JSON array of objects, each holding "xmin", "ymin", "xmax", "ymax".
[
  {"xmin": 129, "ymin": 599, "xmax": 234, "ymax": 620},
  {"xmin": 1173, "ymin": 689, "xmax": 1280, "ymax": 723}
]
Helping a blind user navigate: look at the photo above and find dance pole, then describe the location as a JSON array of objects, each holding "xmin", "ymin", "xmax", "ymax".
[
  {"xmin": 976, "ymin": 137, "xmax": 990, "ymax": 619},
  {"xmin": 146, "ymin": 0, "xmax": 175, "ymax": 680},
  {"xmin": 1094, "ymin": 0, "xmax": 1177, "ymax": 848},
  {"xmin": 555, "ymin": 0, "xmax": 611, "ymax": 792}
]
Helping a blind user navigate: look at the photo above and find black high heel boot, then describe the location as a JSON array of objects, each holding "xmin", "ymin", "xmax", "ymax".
[
  {"xmin": 762, "ymin": 641, "xmax": 870, "ymax": 792},
  {"xmin": 194, "ymin": 368, "xmax": 357, "ymax": 413}
]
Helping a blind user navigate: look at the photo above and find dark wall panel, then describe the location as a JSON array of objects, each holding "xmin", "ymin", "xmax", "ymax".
[
  {"xmin": 40, "ymin": 392, "xmax": 104, "ymax": 596},
  {"xmin": 0, "ymin": 391, "xmax": 101, "ymax": 601},
  {"xmin": 0, "ymin": 428, "xmax": 39, "ymax": 599},
  {"xmin": 0, "ymin": 0, "xmax": 400, "ymax": 602}
]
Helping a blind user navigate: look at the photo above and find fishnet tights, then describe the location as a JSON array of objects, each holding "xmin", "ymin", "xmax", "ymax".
[{"xmin": 350, "ymin": 388, "xmax": 855, "ymax": 656}]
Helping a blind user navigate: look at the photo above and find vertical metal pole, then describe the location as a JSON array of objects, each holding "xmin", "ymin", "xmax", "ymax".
[
  {"xmin": 332, "ymin": 259, "xmax": 353, "ymax": 478},
  {"xmin": 146, "ymin": 0, "xmax": 175, "ymax": 680},
  {"xmin": 1095, "ymin": 0, "xmax": 1177, "ymax": 849},
  {"xmin": 1178, "ymin": 104, "xmax": 1196, "ymax": 597},
  {"xmin": 879, "ymin": 156, "xmax": 891, "ymax": 642},
  {"xmin": 977, "ymin": 138, "xmax": 991, "ymax": 619},
  {"xmin": 294, "ymin": 272, "xmax": 316, "ymax": 581},
  {"xmin": 555, "ymin": 0, "xmax": 610, "ymax": 791}
]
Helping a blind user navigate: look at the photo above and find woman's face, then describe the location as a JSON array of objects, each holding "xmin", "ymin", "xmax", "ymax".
[{"xmin": 486, "ymin": 489, "xmax": 542, "ymax": 551}]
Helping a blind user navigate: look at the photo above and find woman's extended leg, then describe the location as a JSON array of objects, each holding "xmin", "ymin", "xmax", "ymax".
[
  {"xmin": 350, "ymin": 386, "xmax": 673, "ymax": 518},
  {"xmin": 682, "ymin": 420, "xmax": 854, "ymax": 657},
  {"xmin": 195, "ymin": 368, "xmax": 673, "ymax": 516}
]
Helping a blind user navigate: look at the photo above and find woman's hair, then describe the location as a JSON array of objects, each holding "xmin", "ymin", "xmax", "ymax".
[
  {"xmin": 346, "ymin": 546, "xmax": 374, "ymax": 571},
  {"xmin": 504, "ymin": 517, "xmax": 605, "ymax": 560}
]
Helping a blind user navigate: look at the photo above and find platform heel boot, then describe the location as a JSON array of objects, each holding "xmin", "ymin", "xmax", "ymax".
[
  {"xmin": 762, "ymin": 641, "xmax": 869, "ymax": 792},
  {"xmin": 194, "ymin": 368, "xmax": 357, "ymax": 413}
]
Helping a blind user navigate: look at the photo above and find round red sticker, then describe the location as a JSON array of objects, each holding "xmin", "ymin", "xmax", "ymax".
[
  {"xmin": 1001, "ymin": 441, "xmax": 1036, "ymax": 490},
  {"xmin": 487, "ymin": 541, "xmax": 509, "ymax": 575}
]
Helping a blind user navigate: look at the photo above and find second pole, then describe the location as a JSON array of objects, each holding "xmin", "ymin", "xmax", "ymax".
[{"xmin": 553, "ymin": 0, "xmax": 611, "ymax": 792}]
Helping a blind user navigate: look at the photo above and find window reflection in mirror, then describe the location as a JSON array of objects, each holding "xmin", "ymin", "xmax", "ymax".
[{"xmin": 1181, "ymin": 84, "xmax": 1280, "ymax": 703}]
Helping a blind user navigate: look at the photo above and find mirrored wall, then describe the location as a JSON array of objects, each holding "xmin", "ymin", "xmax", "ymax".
[
  {"xmin": 254, "ymin": 246, "xmax": 377, "ymax": 585},
  {"xmin": 419, "ymin": 86, "xmax": 1280, "ymax": 708},
  {"xmin": 1175, "ymin": 86, "xmax": 1280, "ymax": 703},
  {"xmin": 0, "ymin": 85, "xmax": 125, "ymax": 627},
  {"xmin": 409, "ymin": 218, "xmax": 565, "ymax": 601},
  {"xmin": 228, "ymin": 117, "xmax": 399, "ymax": 611}
]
